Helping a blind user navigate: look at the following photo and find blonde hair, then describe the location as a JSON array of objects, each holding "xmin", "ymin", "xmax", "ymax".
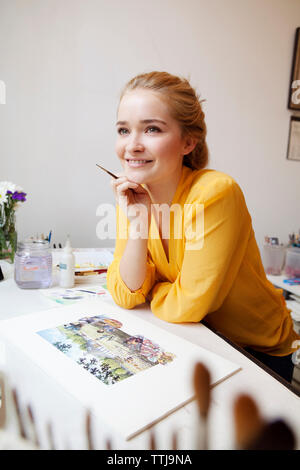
[{"xmin": 119, "ymin": 71, "xmax": 209, "ymax": 170}]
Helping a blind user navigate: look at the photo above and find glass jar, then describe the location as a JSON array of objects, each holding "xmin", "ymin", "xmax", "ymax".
[
  {"xmin": 262, "ymin": 244, "xmax": 286, "ymax": 275},
  {"xmin": 14, "ymin": 240, "xmax": 52, "ymax": 289},
  {"xmin": 285, "ymin": 247, "xmax": 300, "ymax": 278},
  {"xmin": 0, "ymin": 209, "xmax": 17, "ymax": 263}
]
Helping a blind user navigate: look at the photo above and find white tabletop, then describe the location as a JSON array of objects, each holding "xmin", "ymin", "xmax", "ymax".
[
  {"xmin": 266, "ymin": 274, "xmax": 300, "ymax": 297},
  {"xmin": 1, "ymin": 260, "xmax": 300, "ymax": 450},
  {"xmin": 266, "ymin": 274, "xmax": 300, "ymax": 322}
]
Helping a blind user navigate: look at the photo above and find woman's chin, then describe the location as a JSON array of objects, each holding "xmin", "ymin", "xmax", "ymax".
[{"xmin": 125, "ymin": 169, "xmax": 149, "ymax": 184}]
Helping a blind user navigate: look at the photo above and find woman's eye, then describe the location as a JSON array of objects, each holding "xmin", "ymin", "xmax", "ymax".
[
  {"xmin": 117, "ymin": 128, "xmax": 129, "ymax": 135},
  {"xmin": 117, "ymin": 126, "xmax": 161, "ymax": 135},
  {"xmin": 146, "ymin": 126, "xmax": 161, "ymax": 133}
]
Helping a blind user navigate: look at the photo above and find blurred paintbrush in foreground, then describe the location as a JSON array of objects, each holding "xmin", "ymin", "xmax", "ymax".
[
  {"xmin": 193, "ymin": 362, "xmax": 211, "ymax": 450},
  {"xmin": 233, "ymin": 394, "xmax": 295, "ymax": 450}
]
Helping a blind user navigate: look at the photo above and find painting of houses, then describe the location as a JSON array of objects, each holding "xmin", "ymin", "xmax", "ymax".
[{"xmin": 37, "ymin": 314, "xmax": 175, "ymax": 385}]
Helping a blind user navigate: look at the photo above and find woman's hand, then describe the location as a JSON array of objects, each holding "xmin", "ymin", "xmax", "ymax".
[
  {"xmin": 111, "ymin": 176, "xmax": 152, "ymax": 225},
  {"xmin": 111, "ymin": 176, "xmax": 152, "ymax": 291}
]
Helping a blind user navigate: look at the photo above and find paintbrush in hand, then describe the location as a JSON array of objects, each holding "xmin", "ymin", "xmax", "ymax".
[{"xmin": 96, "ymin": 164, "xmax": 118, "ymax": 179}]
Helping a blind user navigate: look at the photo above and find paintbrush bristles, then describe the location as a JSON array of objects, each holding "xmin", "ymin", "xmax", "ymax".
[
  {"xmin": 46, "ymin": 422, "xmax": 55, "ymax": 450},
  {"xmin": 149, "ymin": 430, "xmax": 157, "ymax": 450},
  {"xmin": 233, "ymin": 394, "xmax": 264, "ymax": 449},
  {"xmin": 86, "ymin": 410, "xmax": 94, "ymax": 450},
  {"xmin": 171, "ymin": 430, "xmax": 178, "ymax": 450},
  {"xmin": 247, "ymin": 419, "xmax": 296, "ymax": 450},
  {"xmin": 12, "ymin": 388, "xmax": 27, "ymax": 440},
  {"xmin": 193, "ymin": 362, "xmax": 211, "ymax": 419},
  {"xmin": 27, "ymin": 404, "xmax": 40, "ymax": 447}
]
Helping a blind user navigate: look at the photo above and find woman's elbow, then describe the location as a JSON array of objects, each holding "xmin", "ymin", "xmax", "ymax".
[
  {"xmin": 151, "ymin": 302, "xmax": 207, "ymax": 323},
  {"xmin": 108, "ymin": 290, "xmax": 143, "ymax": 310}
]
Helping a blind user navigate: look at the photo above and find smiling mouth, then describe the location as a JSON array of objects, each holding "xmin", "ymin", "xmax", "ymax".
[{"xmin": 125, "ymin": 159, "xmax": 153, "ymax": 166}]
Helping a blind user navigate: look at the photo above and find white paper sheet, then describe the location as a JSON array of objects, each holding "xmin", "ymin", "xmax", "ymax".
[
  {"xmin": 0, "ymin": 299, "xmax": 241, "ymax": 441},
  {"xmin": 40, "ymin": 284, "xmax": 110, "ymax": 305}
]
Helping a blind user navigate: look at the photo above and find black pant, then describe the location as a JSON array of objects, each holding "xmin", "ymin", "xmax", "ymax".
[{"xmin": 244, "ymin": 347, "xmax": 294, "ymax": 383}]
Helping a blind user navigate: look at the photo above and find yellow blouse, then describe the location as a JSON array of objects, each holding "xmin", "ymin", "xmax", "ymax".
[{"xmin": 107, "ymin": 166, "xmax": 300, "ymax": 356}]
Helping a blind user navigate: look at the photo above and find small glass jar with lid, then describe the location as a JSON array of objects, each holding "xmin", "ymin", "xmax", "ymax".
[{"xmin": 14, "ymin": 240, "xmax": 52, "ymax": 289}]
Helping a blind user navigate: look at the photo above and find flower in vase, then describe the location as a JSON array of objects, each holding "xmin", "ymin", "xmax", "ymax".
[
  {"xmin": 0, "ymin": 182, "xmax": 27, "ymax": 209},
  {"xmin": 0, "ymin": 181, "xmax": 17, "ymax": 194},
  {"xmin": 0, "ymin": 188, "xmax": 8, "ymax": 206},
  {"xmin": 0, "ymin": 181, "xmax": 27, "ymax": 262},
  {"xmin": 8, "ymin": 191, "xmax": 27, "ymax": 202}
]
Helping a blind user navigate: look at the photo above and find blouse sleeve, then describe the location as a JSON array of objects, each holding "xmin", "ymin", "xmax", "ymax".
[
  {"xmin": 149, "ymin": 179, "xmax": 252, "ymax": 323},
  {"xmin": 106, "ymin": 205, "xmax": 156, "ymax": 309}
]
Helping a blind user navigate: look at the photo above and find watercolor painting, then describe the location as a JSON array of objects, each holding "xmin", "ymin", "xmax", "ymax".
[{"xmin": 37, "ymin": 315, "xmax": 176, "ymax": 386}]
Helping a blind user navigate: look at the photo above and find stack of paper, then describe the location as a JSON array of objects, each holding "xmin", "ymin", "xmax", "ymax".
[{"xmin": 0, "ymin": 299, "xmax": 241, "ymax": 442}]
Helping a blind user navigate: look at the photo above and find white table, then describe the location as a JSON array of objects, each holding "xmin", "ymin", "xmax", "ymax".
[
  {"xmin": 1, "ymin": 260, "xmax": 300, "ymax": 450},
  {"xmin": 266, "ymin": 274, "xmax": 300, "ymax": 324}
]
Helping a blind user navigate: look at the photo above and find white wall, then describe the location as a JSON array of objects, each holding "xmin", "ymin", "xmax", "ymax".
[{"xmin": 1, "ymin": 0, "xmax": 300, "ymax": 251}]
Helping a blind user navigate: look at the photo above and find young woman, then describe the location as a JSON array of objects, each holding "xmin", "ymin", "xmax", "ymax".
[{"xmin": 106, "ymin": 71, "xmax": 300, "ymax": 383}]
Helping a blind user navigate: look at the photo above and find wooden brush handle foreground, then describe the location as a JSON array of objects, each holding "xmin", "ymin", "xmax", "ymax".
[{"xmin": 233, "ymin": 394, "xmax": 265, "ymax": 449}]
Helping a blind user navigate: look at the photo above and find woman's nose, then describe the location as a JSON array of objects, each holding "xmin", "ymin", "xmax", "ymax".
[{"xmin": 126, "ymin": 133, "xmax": 145, "ymax": 153}]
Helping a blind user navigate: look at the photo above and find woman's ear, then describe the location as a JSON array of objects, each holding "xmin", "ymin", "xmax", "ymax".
[{"xmin": 182, "ymin": 136, "xmax": 198, "ymax": 156}]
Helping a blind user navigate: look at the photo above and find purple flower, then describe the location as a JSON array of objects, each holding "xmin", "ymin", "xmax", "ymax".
[{"xmin": 11, "ymin": 191, "xmax": 27, "ymax": 202}]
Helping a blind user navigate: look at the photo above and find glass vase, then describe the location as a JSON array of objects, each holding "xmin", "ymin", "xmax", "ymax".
[{"xmin": 0, "ymin": 208, "xmax": 17, "ymax": 263}]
